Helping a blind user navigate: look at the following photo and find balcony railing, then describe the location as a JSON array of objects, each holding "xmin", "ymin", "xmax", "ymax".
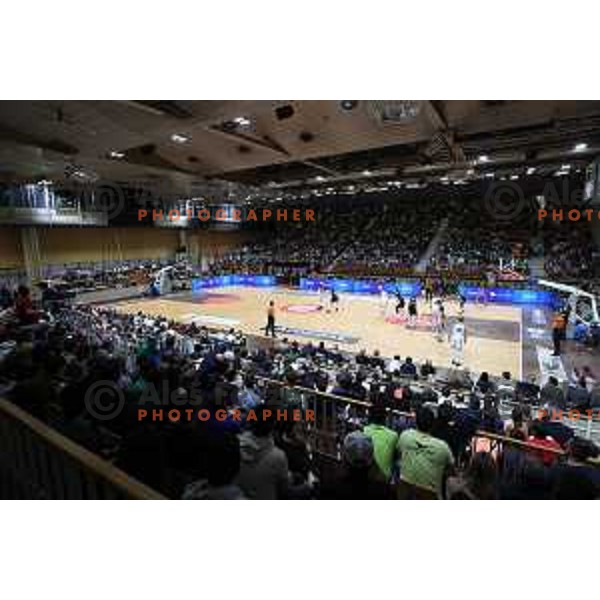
[{"xmin": 0, "ymin": 397, "xmax": 165, "ymax": 500}]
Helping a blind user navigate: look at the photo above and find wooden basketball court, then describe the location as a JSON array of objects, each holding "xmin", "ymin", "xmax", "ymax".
[{"xmin": 107, "ymin": 286, "xmax": 523, "ymax": 377}]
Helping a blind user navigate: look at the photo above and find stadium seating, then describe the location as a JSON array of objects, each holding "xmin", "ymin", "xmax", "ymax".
[{"xmin": 2, "ymin": 300, "xmax": 599, "ymax": 499}]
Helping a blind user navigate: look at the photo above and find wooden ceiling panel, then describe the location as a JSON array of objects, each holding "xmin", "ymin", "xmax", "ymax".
[{"xmin": 1, "ymin": 100, "xmax": 600, "ymax": 190}]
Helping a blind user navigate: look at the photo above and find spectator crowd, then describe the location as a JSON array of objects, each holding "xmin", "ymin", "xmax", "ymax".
[{"xmin": 1, "ymin": 290, "xmax": 599, "ymax": 500}]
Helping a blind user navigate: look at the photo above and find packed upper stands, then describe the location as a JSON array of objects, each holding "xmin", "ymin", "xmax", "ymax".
[{"xmin": 210, "ymin": 195, "xmax": 556, "ymax": 282}]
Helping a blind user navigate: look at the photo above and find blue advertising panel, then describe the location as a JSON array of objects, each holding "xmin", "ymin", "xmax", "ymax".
[
  {"xmin": 192, "ymin": 275, "xmax": 554, "ymax": 305},
  {"xmin": 253, "ymin": 275, "xmax": 277, "ymax": 287},
  {"xmin": 458, "ymin": 285, "xmax": 555, "ymax": 305},
  {"xmin": 383, "ymin": 281, "xmax": 422, "ymax": 297},
  {"xmin": 192, "ymin": 274, "xmax": 276, "ymax": 293},
  {"xmin": 299, "ymin": 277, "xmax": 421, "ymax": 297}
]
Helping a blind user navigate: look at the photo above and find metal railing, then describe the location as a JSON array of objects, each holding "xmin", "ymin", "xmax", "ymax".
[
  {"xmin": 0, "ymin": 397, "xmax": 166, "ymax": 500},
  {"xmin": 2, "ymin": 372, "xmax": 594, "ymax": 499},
  {"xmin": 255, "ymin": 376, "xmax": 600, "ymax": 468},
  {"xmin": 497, "ymin": 397, "xmax": 600, "ymax": 444}
]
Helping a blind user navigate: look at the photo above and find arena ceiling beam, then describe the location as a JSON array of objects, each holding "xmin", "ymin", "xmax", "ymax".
[{"xmin": 422, "ymin": 101, "xmax": 466, "ymax": 164}]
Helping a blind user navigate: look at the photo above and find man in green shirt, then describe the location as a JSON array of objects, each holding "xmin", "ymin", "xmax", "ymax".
[
  {"xmin": 397, "ymin": 406, "xmax": 454, "ymax": 497},
  {"xmin": 363, "ymin": 404, "xmax": 398, "ymax": 481}
]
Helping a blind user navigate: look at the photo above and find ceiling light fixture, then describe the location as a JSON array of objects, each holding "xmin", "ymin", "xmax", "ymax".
[
  {"xmin": 574, "ymin": 142, "xmax": 588, "ymax": 152},
  {"xmin": 340, "ymin": 101, "xmax": 359, "ymax": 111},
  {"xmin": 109, "ymin": 150, "xmax": 125, "ymax": 159},
  {"xmin": 526, "ymin": 167, "xmax": 536, "ymax": 175},
  {"xmin": 171, "ymin": 133, "xmax": 191, "ymax": 144},
  {"xmin": 478, "ymin": 155, "xmax": 489, "ymax": 163}
]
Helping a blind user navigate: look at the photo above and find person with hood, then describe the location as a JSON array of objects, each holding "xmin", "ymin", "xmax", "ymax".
[
  {"xmin": 320, "ymin": 431, "xmax": 393, "ymax": 499},
  {"xmin": 235, "ymin": 405, "xmax": 289, "ymax": 499}
]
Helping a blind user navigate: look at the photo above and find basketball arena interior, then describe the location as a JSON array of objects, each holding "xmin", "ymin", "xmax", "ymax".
[{"xmin": 3, "ymin": 99, "xmax": 600, "ymax": 500}]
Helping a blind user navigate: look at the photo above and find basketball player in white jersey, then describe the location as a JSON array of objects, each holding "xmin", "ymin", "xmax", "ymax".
[
  {"xmin": 431, "ymin": 298, "xmax": 444, "ymax": 340},
  {"xmin": 318, "ymin": 281, "xmax": 327, "ymax": 309},
  {"xmin": 449, "ymin": 316, "xmax": 467, "ymax": 366},
  {"xmin": 379, "ymin": 285, "xmax": 389, "ymax": 316}
]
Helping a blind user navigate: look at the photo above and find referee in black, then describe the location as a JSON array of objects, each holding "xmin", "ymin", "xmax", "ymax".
[{"xmin": 265, "ymin": 300, "xmax": 276, "ymax": 337}]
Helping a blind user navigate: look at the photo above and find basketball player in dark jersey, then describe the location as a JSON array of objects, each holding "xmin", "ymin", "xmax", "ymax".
[
  {"xmin": 330, "ymin": 288, "xmax": 340, "ymax": 312},
  {"xmin": 407, "ymin": 297, "xmax": 418, "ymax": 328}
]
